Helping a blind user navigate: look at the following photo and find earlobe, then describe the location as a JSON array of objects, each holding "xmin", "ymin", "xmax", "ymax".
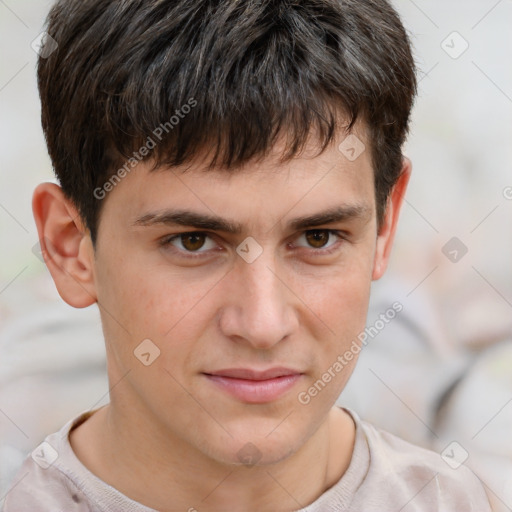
[
  {"xmin": 32, "ymin": 182, "xmax": 97, "ymax": 308},
  {"xmin": 372, "ymin": 157, "xmax": 412, "ymax": 280}
]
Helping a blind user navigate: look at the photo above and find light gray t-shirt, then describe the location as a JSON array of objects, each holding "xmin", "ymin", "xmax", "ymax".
[{"xmin": 2, "ymin": 408, "xmax": 491, "ymax": 511}]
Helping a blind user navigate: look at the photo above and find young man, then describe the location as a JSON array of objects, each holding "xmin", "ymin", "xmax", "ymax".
[{"xmin": 4, "ymin": 0, "xmax": 491, "ymax": 510}]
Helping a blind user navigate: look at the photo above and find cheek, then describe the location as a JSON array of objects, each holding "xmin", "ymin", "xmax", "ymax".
[
  {"xmin": 297, "ymin": 255, "xmax": 373, "ymax": 337},
  {"xmin": 295, "ymin": 270, "xmax": 371, "ymax": 408},
  {"xmin": 96, "ymin": 255, "xmax": 221, "ymax": 352},
  {"xmin": 312, "ymin": 277, "xmax": 371, "ymax": 375}
]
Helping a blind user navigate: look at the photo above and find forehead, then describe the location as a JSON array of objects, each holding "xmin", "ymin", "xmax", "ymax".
[{"xmin": 100, "ymin": 128, "xmax": 376, "ymax": 235}]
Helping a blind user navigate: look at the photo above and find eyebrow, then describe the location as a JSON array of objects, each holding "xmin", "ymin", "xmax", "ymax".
[{"xmin": 132, "ymin": 204, "xmax": 372, "ymax": 234}]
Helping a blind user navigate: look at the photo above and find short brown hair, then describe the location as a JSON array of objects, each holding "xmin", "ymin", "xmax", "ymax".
[{"xmin": 38, "ymin": 0, "xmax": 417, "ymax": 245}]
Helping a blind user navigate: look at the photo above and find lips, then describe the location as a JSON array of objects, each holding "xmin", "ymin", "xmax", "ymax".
[
  {"xmin": 203, "ymin": 367, "xmax": 303, "ymax": 403},
  {"xmin": 206, "ymin": 367, "xmax": 301, "ymax": 380}
]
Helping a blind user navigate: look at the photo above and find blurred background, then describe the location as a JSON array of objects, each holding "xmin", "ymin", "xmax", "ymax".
[{"xmin": 0, "ymin": 0, "xmax": 511, "ymax": 510}]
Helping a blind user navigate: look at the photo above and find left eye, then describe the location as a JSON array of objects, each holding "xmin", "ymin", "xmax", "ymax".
[{"xmin": 294, "ymin": 229, "xmax": 341, "ymax": 250}]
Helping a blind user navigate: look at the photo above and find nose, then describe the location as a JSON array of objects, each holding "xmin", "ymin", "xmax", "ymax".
[{"xmin": 218, "ymin": 254, "xmax": 299, "ymax": 350}]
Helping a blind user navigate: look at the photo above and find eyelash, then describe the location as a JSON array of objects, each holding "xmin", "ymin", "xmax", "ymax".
[{"xmin": 158, "ymin": 230, "xmax": 347, "ymax": 259}]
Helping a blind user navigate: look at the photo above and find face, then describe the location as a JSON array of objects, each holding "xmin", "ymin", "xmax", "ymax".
[{"xmin": 55, "ymin": 131, "xmax": 407, "ymax": 467}]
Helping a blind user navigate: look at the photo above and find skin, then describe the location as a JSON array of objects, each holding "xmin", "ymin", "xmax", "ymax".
[{"xmin": 32, "ymin": 128, "xmax": 411, "ymax": 512}]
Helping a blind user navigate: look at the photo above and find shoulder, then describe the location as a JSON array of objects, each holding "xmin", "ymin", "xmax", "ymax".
[
  {"xmin": 2, "ymin": 410, "xmax": 156, "ymax": 512},
  {"xmin": 351, "ymin": 411, "xmax": 491, "ymax": 511},
  {"xmin": 2, "ymin": 412, "xmax": 95, "ymax": 512},
  {"xmin": 3, "ymin": 457, "xmax": 91, "ymax": 512}
]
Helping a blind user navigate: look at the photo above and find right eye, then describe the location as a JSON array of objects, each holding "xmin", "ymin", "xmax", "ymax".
[{"xmin": 159, "ymin": 232, "xmax": 220, "ymax": 258}]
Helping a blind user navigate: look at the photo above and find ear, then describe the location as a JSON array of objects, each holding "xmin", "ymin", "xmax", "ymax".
[
  {"xmin": 32, "ymin": 182, "xmax": 97, "ymax": 307},
  {"xmin": 372, "ymin": 157, "xmax": 412, "ymax": 280}
]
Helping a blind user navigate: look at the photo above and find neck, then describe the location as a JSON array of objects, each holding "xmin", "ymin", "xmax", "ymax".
[{"xmin": 70, "ymin": 401, "xmax": 354, "ymax": 512}]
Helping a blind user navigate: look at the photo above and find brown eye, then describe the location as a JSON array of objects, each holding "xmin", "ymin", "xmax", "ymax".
[
  {"xmin": 293, "ymin": 229, "xmax": 343, "ymax": 254},
  {"xmin": 180, "ymin": 233, "xmax": 206, "ymax": 251},
  {"xmin": 305, "ymin": 230, "xmax": 330, "ymax": 248},
  {"xmin": 159, "ymin": 231, "xmax": 218, "ymax": 259},
  {"xmin": 161, "ymin": 232, "xmax": 217, "ymax": 255}
]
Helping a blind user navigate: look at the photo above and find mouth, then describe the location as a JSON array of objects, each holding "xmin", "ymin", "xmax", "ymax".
[{"xmin": 203, "ymin": 367, "xmax": 304, "ymax": 404}]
